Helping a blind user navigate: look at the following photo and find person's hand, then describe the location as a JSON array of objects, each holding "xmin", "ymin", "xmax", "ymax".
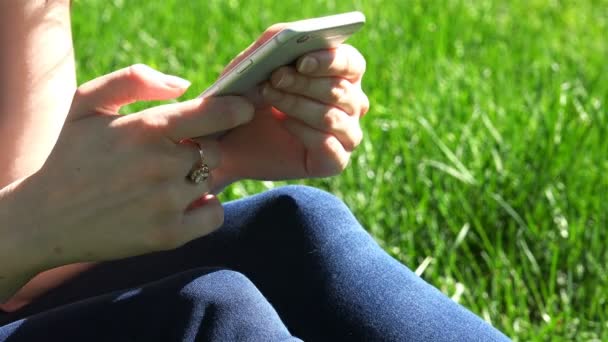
[
  {"xmin": 211, "ymin": 25, "xmax": 369, "ymax": 187},
  {"xmin": 24, "ymin": 64, "xmax": 254, "ymax": 267}
]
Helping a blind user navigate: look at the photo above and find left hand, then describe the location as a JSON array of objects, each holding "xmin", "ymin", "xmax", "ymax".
[{"xmin": 212, "ymin": 29, "xmax": 369, "ymax": 188}]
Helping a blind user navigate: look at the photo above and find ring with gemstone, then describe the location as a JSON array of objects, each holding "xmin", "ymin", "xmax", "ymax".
[{"xmin": 180, "ymin": 139, "xmax": 210, "ymax": 184}]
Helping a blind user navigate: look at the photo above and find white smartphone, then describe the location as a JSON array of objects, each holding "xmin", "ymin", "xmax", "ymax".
[{"xmin": 199, "ymin": 11, "xmax": 365, "ymax": 97}]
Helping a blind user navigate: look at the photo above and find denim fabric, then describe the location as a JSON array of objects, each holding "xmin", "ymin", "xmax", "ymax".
[{"xmin": 0, "ymin": 185, "xmax": 510, "ymax": 341}]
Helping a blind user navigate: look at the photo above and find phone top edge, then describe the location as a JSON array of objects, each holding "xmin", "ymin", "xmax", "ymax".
[
  {"xmin": 275, "ymin": 13, "xmax": 365, "ymax": 44},
  {"xmin": 286, "ymin": 11, "xmax": 365, "ymax": 34}
]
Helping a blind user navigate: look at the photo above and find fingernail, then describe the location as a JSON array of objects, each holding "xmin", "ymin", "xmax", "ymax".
[
  {"xmin": 297, "ymin": 56, "xmax": 318, "ymax": 74},
  {"xmin": 262, "ymin": 85, "xmax": 283, "ymax": 102},
  {"xmin": 275, "ymin": 72, "xmax": 294, "ymax": 89},
  {"xmin": 162, "ymin": 74, "xmax": 191, "ymax": 89}
]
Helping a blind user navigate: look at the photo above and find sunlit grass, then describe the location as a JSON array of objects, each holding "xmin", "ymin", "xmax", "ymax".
[{"xmin": 72, "ymin": 0, "xmax": 608, "ymax": 340}]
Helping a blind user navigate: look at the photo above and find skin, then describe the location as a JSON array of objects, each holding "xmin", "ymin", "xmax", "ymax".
[
  {"xmin": 0, "ymin": 65, "xmax": 250, "ymax": 309},
  {"xmin": 0, "ymin": 5, "xmax": 368, "ymax": 311},
  {"xmin": 0, "ymin": 0, "xmax": 75, "ymax": 187},
  {"xmin": 0, "ymin": 0, "xmax": 77, "ymax": 310},
  {"xmin": 215, "ymin": 24, "xmax": 369, "ymax": 186}
]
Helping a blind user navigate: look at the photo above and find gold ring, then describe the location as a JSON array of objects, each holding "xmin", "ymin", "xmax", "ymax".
[{"xmin": 180, "ymin": 139, "xmax": 210, "ymax": 184}]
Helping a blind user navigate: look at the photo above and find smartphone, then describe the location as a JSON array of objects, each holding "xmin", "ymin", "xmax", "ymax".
[{"xmin": 199, "ymin": 11, "xmax": 365, "ymax": 97}]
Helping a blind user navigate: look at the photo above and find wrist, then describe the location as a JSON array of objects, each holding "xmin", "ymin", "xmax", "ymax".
[
  {"xmin": 0, "ymin": 175, "xmax": 55, "ymax": 301},
  {"xmin": 17, "ymin": 169, "xmax": 78, "ymax": 268}
]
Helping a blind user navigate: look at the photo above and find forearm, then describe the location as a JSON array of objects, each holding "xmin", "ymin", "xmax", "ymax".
[{"xmin": 0, "ymin": 0, "xmax": 75, "ymax": 187}]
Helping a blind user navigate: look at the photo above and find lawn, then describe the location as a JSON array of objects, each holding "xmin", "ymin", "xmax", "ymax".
[{"xmin": 71, "ymin": 0, "xmax": 608, "ymax": 340}]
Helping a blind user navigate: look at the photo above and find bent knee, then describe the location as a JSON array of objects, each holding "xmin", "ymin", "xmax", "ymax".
[
  {"xmin": 179, "ymin": 270, "xmax": 262, "ymax": 306},
  {"xmin": 267, "ymin": 185, "xmax": 366, "ymax": 242},
  {"xmin": 269, "ymin": 185, "xmax": 350, "ymax": 216}
]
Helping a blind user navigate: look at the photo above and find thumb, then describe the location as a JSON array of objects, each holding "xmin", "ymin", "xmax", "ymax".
[{"xmin": 68, "ymin": 64, "xmax": 191, "ymax": 120}]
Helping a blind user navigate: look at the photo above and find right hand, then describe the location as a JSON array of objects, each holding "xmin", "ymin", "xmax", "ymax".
[{"xmin": 26, "ymin": 64, "xmax": 254, "ymax": 266}]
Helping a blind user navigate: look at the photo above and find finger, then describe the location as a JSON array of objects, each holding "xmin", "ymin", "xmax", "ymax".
[
  {"xmin": 131, "ymin": 96, "xmax": 254, "ymax": 141},
  {"xmin": 282, "ymin": 118, "xmax": 351, "ymax": 177},
  {"xmin": 295, "ymin": 44, "xmax": 366, "ymax": 82},
  {"xmin": 170, "ymin": 140, "xmax": 221, "ymax": 209},
  {"xmin": 173, "ymin": 137, "xmax": 221, "ymax": 175},
  {"xmin": 269, "ymin": 66, "xmax": 362, "ymax": 115},
  {"xmin": 182, "ymin": 195, "xmax": 224, "ymax": 237},
  {"xmin": 109, "ymin": 136, "xmax": 220, "ymax": 214},
  {"xmin": 175, "ymin": 138, "xmax": 221, "ymax": 172},
  {"xmin": 70, "ymin": 64, "xmax": 191, "ymax": 120},
  {"xmin": 153, "ymin": 195, "xmax": 224, "ymax": 249},
  {"xmin": 189, "ymin": 138, "xmax": 222, "ymax": 170},
  {"xmin": 221, "ymin": 23, "xmax": 288, "ymax": 76},
  {"xmin": 176, "ymin": 174, "xmax": 212, "ymax": 209},
  {"xmin": 262, "ymin": 85, "xmax": 363, "ymax": 151}
]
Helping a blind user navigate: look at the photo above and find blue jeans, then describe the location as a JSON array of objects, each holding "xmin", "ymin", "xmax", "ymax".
[{"xmin": 0, "ymin": 185, "xmax": 509, "ymax": 341}]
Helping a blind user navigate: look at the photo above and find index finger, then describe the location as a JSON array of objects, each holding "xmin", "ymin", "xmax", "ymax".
[
  {"xmin": 131, "ymin": 96, "xmax": 254, "ymax": 141},
  {"xmin": 296, "ymin": 44, "xmax": 366, "ymax": 82}
]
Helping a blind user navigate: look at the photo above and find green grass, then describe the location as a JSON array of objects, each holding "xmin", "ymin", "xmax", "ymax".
[{"xmin": 72, "ymin": 0, "xmax": 608, "ymax": 340}]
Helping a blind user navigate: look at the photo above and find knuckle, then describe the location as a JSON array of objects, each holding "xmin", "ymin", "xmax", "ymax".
[
  {"xmin": 321, "ymin": 109, "xmax": 342, "ymax": 130},
  {"xmin": 329, "ymin": 80, "xmax": 349, "ymax": 103},
  {"xmin": 278, "ymin": 93, "xmax": 297, "ymax": 111},
  {"xmin": 141, "ymin": 113, "xmax": 170, "ymax": 132},
  {"xmin": 360, "ymin": 91, "xmax": 370, "ymax": 116},
  {"xmin": 346, "ymin": 44, "xmax": 367, "ymax": 73},
  {"xmin": 320, "ymin": 138, "xmax": 350, "ymax": 175},
  {"xmin": 338, "ymin": 44, "xmax": 366, "ymax": 76},
  {"xmin": 338, "ymin": 128, "xmax": 361, "ymax": 153},
  {"xmin": 125, "ymin": 64, "xmax": 151, "ymax": 86},
  {"xmin": 340, "ymin": 43, "xmax": 356, "ymax": 53},
  {"xmin": 347, "ymin": 125, "xmax": 364, "ymax": 151},
  {"xmin": 357, "ymin": 54, "xmax": 367, "ymax": 74},
  {"xmin": 353, "ymin": 126, "xmax": 364, "ymax": 148},
  {"xmin": 70, "ymin": 87, "xmax": 90, "ymax": 114},
  {"xmin": 73, "ymin": 85, "xmax": 89, "ymax": 101}
]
